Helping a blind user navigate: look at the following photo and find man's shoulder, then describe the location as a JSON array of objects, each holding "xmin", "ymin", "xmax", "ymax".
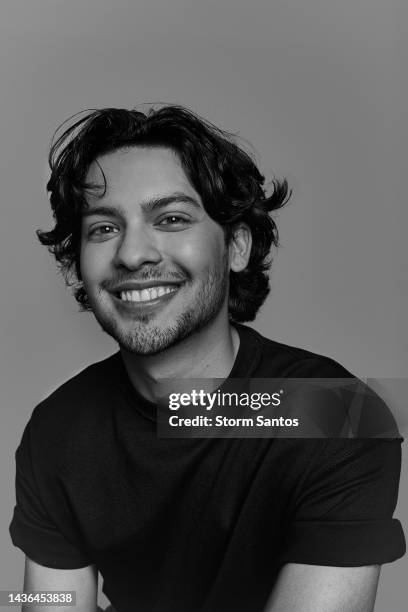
[
  {"xmin": 242, "ymin": 324, "xmax": 354, "ymax": 378},
  {"xmin": 29, "ymin": 352, "xmax": 121, "ymax": 432},
  {"xmin": 15, "ymin": 353, "xmax": 124, "ymax": 493},
  {"xmin": 245, "ymin": 326, "xmax": 402, "ymax": 439}
]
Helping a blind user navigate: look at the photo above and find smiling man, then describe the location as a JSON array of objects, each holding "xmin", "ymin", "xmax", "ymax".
[
  {"xmin": 10, "ymin": 106, "xmax": 405, "ymax": 612},
  {"xmin": 81, "ymin": 146, "xmax": 243, "ymax": 392}
]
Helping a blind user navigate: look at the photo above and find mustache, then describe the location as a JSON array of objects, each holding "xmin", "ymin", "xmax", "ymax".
[{"xmin": 101, "ymin": 269, "xmax": 189, "ymax": 290}]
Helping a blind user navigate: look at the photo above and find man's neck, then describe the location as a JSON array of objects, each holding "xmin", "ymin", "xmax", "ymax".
[{"xmin": 120, "ymin": 320, "xmax": 240, "ymax": 403}]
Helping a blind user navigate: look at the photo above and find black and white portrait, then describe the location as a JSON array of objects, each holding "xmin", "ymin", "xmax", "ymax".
[{"xmin": 1, "ymin": 2, "xmax": 406, "ymax": 611}]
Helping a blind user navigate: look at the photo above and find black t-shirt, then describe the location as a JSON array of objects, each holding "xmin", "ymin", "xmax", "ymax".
[{"xmin": 10, "ymin": 324, "xmax": 406, "ymax": 612}]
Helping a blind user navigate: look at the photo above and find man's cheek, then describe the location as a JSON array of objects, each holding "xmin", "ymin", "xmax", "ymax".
[
  {"xmin": 176, "ymin": 237, "xmax": 220, "ymax": 267},
  {"xmin": 81, "ymin": 246, "xmax": 109, "ymax": 277}
]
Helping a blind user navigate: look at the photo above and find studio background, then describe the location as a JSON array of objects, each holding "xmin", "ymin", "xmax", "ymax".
[{"xmin": 0, "ymin": 1, "xmax": 406, "ymax": 609}]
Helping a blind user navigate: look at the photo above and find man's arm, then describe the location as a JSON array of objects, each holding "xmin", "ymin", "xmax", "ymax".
[
  {"xmin": 23, "ymin": 556, "xmax": 98, "ymax": 612},
  {"xmin": 263, "ymin": 563, "xmax": 381, "ymax": 612}
]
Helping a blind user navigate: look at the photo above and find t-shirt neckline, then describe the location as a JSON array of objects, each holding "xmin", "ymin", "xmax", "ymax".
[{"xmin": 113, "ymin": 322, "xmax": 262, "ymax": 421}]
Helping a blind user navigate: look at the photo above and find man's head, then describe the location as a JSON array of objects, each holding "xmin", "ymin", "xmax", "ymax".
[{"xmin": 38, "ymin": 105, "xmax": 289, "ymax": 352}]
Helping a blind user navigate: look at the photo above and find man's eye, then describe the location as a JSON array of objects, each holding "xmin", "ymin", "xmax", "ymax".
[
  {"xmin": 158, "ymin": 215, "xmax": 190, "ymax": 226},
  {"xmin": 88, "ymin": 225, "xmax": 119, "ymax": 237}
]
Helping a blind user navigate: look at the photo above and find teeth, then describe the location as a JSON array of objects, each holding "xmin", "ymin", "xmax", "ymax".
[{"xmin": 119, "ymin": 286, "xmax": 178, "ymax": 302}]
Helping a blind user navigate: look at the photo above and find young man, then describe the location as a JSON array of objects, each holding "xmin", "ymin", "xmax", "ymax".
[{"xmin": 10, "ymin": 106, "xmax": 405, "ymax": 612}]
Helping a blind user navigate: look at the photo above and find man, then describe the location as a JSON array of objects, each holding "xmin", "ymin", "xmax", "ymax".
[{"xmin": 10, "ymin": 105, "xmax": 405, "ymax": 612}]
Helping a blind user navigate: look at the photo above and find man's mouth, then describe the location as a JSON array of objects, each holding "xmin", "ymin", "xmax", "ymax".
[{"xmin": 116, "ymin": 285, "xmax": 179, "ymax": 303}]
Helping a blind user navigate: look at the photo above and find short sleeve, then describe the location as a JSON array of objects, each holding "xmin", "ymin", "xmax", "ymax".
[
  {"xmin": 9, "ymin": 421, "xmax": 92, "ymax": 569},
  {"xmin": 279, "ymin": 438, "xmax": 406, "ymax": 566}
]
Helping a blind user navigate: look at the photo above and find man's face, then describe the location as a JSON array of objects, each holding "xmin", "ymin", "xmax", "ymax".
[{"xmin": 80, "ymin": 146, "xmax": 231, "ymax": 355}]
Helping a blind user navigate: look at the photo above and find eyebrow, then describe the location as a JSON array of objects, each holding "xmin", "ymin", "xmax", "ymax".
[{"xmin": 81, "ymin": 192, "xmax": 202, "ymax": 219}]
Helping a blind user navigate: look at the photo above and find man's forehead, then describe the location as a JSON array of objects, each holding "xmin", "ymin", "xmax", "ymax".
[{"xmin": 84, "ymin": 146, "xmax": 202, "ymax": 207}]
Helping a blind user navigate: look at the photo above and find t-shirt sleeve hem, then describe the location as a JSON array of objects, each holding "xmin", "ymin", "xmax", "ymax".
[
  {"xmin": 279, "ymin": 518, "xmax": 406, "ymax": 566},
  {"xmin": 9, "ymin": 512, "xmax": 92, "ymax": 570}
]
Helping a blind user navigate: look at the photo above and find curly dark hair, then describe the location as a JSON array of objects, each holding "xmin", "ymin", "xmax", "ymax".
[{"xmin": 37, "ymin": 105, "xmax": 291, "ymax": 322}]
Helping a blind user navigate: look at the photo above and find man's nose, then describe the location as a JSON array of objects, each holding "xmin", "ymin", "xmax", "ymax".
[{"xmin": 113, "ymin": 226, "xmax": 162, "ymax": 269}]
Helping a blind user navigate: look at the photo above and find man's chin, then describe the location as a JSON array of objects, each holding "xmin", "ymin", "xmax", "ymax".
[
  {"xmin": 97, "ymin": 318, "xmax": 190, "ymax": 356},
  {"xmin": 118, "ymin": 334, "xmax": 178, "ymax": 356}
]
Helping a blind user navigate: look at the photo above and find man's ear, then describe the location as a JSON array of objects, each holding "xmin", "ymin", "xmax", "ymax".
[{"xmin": 229, "ymin": 223, "xmax": 252, "ymax": 272}]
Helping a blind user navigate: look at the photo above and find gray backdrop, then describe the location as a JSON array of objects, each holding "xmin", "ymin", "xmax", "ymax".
[{"xmin": 1, "ymin": 1, "xmax": 406, "ymax": 609}]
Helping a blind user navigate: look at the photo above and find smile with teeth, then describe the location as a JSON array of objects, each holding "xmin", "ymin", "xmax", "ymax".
[{"xmin": 118, "ymin": 286, "xmax": 179, "ymax": 302}]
